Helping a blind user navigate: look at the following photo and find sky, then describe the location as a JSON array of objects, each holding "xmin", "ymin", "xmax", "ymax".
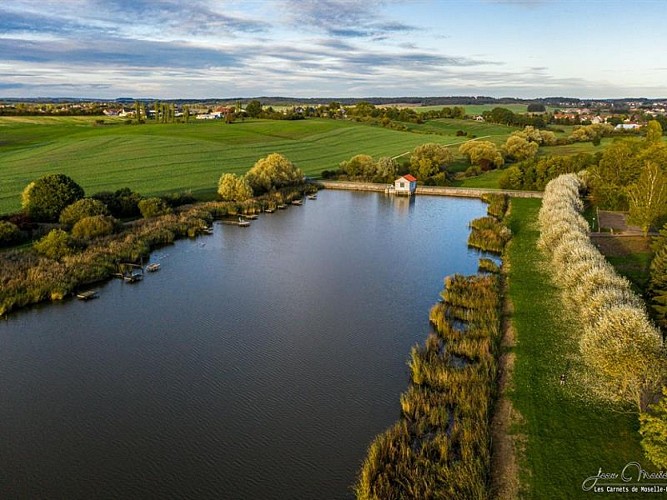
[{"xmin": 0, "ymin": 0, "xmax": 666, "ymax": 99}]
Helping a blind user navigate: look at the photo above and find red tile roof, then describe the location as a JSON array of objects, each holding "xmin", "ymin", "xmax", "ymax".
[{"xmin": 402, "ymin": 174, "xmax": 417, "ymax": 182}]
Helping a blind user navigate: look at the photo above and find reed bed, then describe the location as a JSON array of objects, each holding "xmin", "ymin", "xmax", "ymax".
[
  {"xmin": 482, "ymin": 193, "xmax": 509, "ymax": 219},
  {"xmin": 356, "ymin": 268, "xmax": 504, "ymax": 499},
  {"xmin": 467, "ymin": 193, "xmax": 511, "ymax": 254},
  {"xmin": 0, "ymin": 186, "xmax": 309, "ymax": 316},
  {"xmin": 478, "ymin": 258, "xmax": 500, "ymax": 274},
  {"xmin": 537, "ymin": 174, "xmax": 664, "ymax": 412}
]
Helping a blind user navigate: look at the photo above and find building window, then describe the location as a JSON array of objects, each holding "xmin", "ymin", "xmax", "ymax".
[{"xmin": 400, "ymin": 182, "xmax": 405, "ymax": 188}]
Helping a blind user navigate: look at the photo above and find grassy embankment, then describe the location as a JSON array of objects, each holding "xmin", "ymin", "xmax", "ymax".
[
  {"xmin": 506, "ymin": 198, "xmax": 644, "ymax": 499},
  {"xmin": 0, "ymin": 117, "xmax": 469, "ymax": 215}
]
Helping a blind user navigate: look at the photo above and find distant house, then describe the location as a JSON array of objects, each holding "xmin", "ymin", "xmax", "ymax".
[
  {"xmin": 615, "ymin": 123, "xmax": 641, "ymax": 130},
  {"xmin": 394, "ymin": 174, "xmax": 417, "ymax": 196}
]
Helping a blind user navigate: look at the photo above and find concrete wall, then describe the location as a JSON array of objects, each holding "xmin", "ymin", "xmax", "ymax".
[{"xmin": 314, "ymin": 180, "xmax": 543, "ymax": 199}]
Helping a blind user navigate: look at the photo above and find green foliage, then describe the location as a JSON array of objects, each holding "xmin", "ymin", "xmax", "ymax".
[
  {"xmin": 34, "ymin": 229, "xmax": 76, "ymax": 260},
  {"xmin": 245, "ymin": 100, "xmax": 262, "ymax": 118},
  {"xmin": 503, "ymin": 134, "xmax": 538, "ymax": 162},
  {"xmin": 374, "ymin": 157, "xmax": 399, "ymax": 183},
  {"xmin": 645, "ymin": 120, "xmax": 663, "ymax": 144},
  {"xmin": 649, "ymin": 226, "xmax": 667, "ymax": 331},
  {"xmin": 482, "ymin": 193, "xmax": 509, "ymax": 219},
  {"xmin": 217, "ymin": 173, "xmax": 253, "ymax": 202},
  {"xmin": 627, "ymin": 161, "xmax": 667, "ymax": 236},
  {"xmin": 21, "ymin": 174, "xmax": 84, "ymax": 221},
  {"xmin": 340, "ymin": 154, "xmax": 376, "ymax": 178},
  {"xmin": 458, "ymin": 140, "xmax": 504, "ymax": 170},
  {"xmin": 640, "ymin": 387, "xmax": 667, "ymax": 468},
  {"xmin": 92, "ymin": 188, "xmax": 142, "ymax": 218},
  {"xmin": 588, "ymin": 139, "xmax": 643, "ymax": 209},
  {"xmin": 409, "ymin": 143, "xmax": 453, "ymax": 179},
  {"xmin": 468, "ymin": 217, "xmax": 512, "ymax": 253},
  {"xmin": 527, "ymin": 103, "xmax": 546, "ymax": 113},
  {"xmin": 245, "ymin": 153, "xmax": 304, "ymax": 195},
  {"xmin": 498, "ymin": 153, "xmax": 595, "ymax": 191},
  {"xmin": 71, "ymin": 215, "xmax": 117, "ymax": 239},
  {"xmin": 138, "ymin": 197, "xmax": 173, "ymax": 218},
  {"xmin": 478, "ymin": 258, "xmax": 500, "ymax": 274},
  {"xmin": 0, "ymin": 220, "xmax": 21, "ymax": 246},
  {"xmin": 59, "ymin": 198, "xmax": 109, "ymax": 228}
]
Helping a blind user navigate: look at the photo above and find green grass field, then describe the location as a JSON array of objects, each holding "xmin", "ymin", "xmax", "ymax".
[
  {"xmin": 506, "ymin": 198, "xmax": 645, "ymax": 499},
  {"xmin": 0, "ymin": 117, "xmax": 474, "ymax": 214},
  {"xmin": 413, "ymin": 104, "xmax": 531, "ymax": 115},
  {"xmin": 407, "ymin": 118, "xmax": 519, "ymax": 146}
]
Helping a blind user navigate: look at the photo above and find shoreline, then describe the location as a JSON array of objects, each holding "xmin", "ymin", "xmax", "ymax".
[{"xmin": 314, "ymin": 180, "xmax": 543, "ymax": 199}]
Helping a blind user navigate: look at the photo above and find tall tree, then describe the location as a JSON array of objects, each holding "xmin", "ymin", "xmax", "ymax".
[
  {"xmin": 409, "ymin": 143, "xmax": 453, "ymax": 179},
  {"xmin": 627, "ymin": 161, "xmax": 667, "ymax": 236},
  {"xmin": 246, "ymin": 100, "xmax": 262, "ymax": 118},
  {"xmin": 458, "ymin": 140, "xmax": 504, "ymax": 170},
  {"xmin": 22, "ymin": 174, "xmax": 85, "ymax": 222},
  {"xmin": 646, "ymin": 120, "xmax": 664, "ymax": 144}
]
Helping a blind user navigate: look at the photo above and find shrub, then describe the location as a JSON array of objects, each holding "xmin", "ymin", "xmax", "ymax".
[
  {"xmin": 21, "ymin": 174, "xmax": 85, "ymax": 221},
  {"xmin": 0, "ymin": 221, "xmax": 21, "ymax": 246},
  {"xmin": 138, "ymin": 197, "xmax": 173, "ymax": 218},
  {"xmin": 34, "ymin": 229, "xmax": 76, "ymax": 260},
  {"xmin": 59, "ymin": 198, "xmax": 109, "ymax": 228},
  {"xmin": 92, "ymin": 188, "xmax": 142, "ymax": 218},
  {"xmin": 71, "ymin": 215, "xmax": 118, "ymax": 239}
]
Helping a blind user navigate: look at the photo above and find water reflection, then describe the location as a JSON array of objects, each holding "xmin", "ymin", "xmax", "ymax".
[{"xmin": 0, "ymin": 190, "xmax": 488, "ymax": 499}]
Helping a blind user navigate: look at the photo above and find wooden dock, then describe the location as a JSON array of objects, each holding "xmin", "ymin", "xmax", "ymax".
[{"xmin": 76, "ymin": 290, "xmax": 99, "ymax": 301}]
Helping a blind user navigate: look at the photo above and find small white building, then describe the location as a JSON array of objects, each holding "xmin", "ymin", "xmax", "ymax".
[{"xmin": 394, "ymin": 174, "xmax": 417, "ymax": 196}]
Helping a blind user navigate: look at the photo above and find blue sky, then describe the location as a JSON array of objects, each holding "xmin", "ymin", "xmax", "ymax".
[{"xmin": 0, "ymin": 0, "xmax": 665, "ymax": 99}]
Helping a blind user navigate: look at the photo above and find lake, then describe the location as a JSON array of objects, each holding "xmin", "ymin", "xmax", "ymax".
[{"xmin": 0, "ymin": 190, "xmax": 489, "ymax": 499}]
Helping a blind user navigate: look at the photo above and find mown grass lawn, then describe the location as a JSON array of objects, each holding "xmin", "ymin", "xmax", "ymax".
[
  {"xmin": 506, "ymin": 198, "xmax": 645, "ymax": 499},
  {"xmin": 0, "ymin": 117, "xmax": 465, "ymax": 214}
]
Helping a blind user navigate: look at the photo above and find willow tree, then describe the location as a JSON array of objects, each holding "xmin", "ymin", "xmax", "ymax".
[
  {"xmin": 458, "ymin": 140, "xmax": 504, "ymax": 170},
  {"xmin": 409, "ymin": 143, "xmax": 453, "ymax": 179}
]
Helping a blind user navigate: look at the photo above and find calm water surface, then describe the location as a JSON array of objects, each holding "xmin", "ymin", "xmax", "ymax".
[{"xmin": 0, "ymin": 191, "xmax": 488, "ymax": 499}]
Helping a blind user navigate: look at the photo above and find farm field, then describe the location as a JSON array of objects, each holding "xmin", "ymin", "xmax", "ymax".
[
  {"xmin": 407, "ymin": 118, "xmax": 519, "ymax": 146},
  {"xmin": 413, "ymin": 103, "xmax": 531, "ymax": 115},
  {"xmin": 0, "ymin": 117, "xmax": 469, "ymax": 214},
  {"xmin": 506, "ymin": 198, "xmax": 645, "ymax": 499}
]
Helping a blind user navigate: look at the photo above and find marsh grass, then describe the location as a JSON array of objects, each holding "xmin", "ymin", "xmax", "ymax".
[
  {"xmin": 0, "ymin": 186, "xmax": 310, "ymax": 316},
  {"xmin": 356, "ymin": 212, "xmax": 506, "ymax": 500}
]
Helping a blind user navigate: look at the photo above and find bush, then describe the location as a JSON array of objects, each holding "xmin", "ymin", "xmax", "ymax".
[
  {"xmin": 0, "ymin": 221, "xmax": 21, "ymax": 246},
  {"xmin": 34, "ymin": 229, "xmax": 76, "ymax": 260},
  {"xmin": 21, "ymin": 174, "xmax": 85, "ymax": 221},
  {"xmin": 71, "ymin": 215, "xmax": 118, "ymax": 239},
  {"xmin": 92, "ymin": 188, "xmax": 142, "ymax": 218},
  {"xmin": 138, "ymin": 197, "xmax": 173, "ymax": 218},
  {"xmin": 59, "ymin": 198, "xmax": 109, "ymax": 228}
]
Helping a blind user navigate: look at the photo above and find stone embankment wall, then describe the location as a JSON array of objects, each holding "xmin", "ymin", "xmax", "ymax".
[{"xmin": 314, "ymin": 180, "xmax": 543, "ymax": 199}]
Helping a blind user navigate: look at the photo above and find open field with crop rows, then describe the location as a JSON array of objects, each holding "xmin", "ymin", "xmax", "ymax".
[{"xmin": 0, "ymin": 117, "xmax": 474, "ymax": 214}]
